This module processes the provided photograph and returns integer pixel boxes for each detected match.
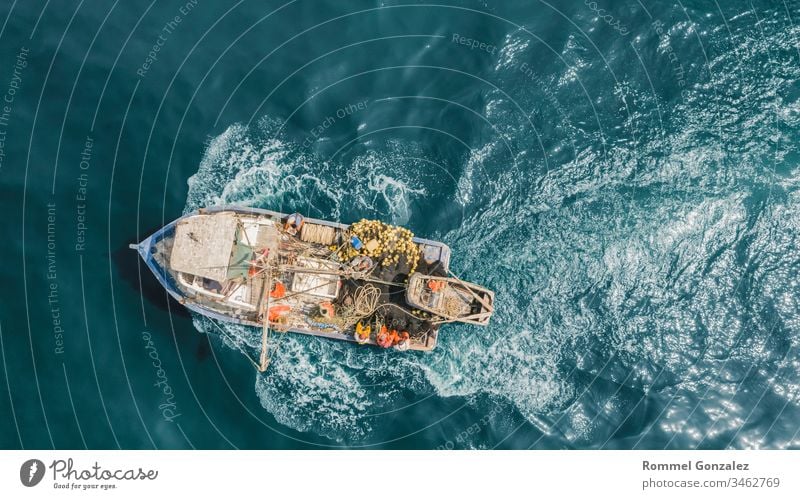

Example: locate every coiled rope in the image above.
[332,283,381,328]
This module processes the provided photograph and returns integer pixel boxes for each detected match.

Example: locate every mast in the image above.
[258,269,272,372]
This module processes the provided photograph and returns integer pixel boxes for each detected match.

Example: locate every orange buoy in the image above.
[270,281,286,299]
[319,301,335,319]
[267,304,291,322]
[376,326,393,348]
[428,280,445,292]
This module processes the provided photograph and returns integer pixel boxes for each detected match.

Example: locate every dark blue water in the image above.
[1,0,799,449]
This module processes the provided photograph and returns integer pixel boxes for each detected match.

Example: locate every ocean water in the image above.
[1,0,800,449]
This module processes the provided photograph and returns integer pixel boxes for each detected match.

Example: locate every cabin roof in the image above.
[170,213,238,282]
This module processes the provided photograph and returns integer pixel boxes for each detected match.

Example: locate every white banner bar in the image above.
[1,450,797,498]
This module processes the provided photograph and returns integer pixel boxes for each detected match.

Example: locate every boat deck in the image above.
[144,207,453,351]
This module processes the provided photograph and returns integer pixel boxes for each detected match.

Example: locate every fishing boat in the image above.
[131,205,494,371]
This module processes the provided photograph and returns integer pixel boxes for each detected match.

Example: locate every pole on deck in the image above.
[258,271,272,372]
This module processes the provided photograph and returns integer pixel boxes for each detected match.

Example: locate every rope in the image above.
[329,283,381,329]
[353,284,380,317]
[300,223,337,245]
[204,317,262,370]
[442,295,464,318]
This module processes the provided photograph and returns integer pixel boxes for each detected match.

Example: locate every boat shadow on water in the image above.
[113,234,214,364]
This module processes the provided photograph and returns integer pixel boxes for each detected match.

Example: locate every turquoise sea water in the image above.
[1,0,800,449]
